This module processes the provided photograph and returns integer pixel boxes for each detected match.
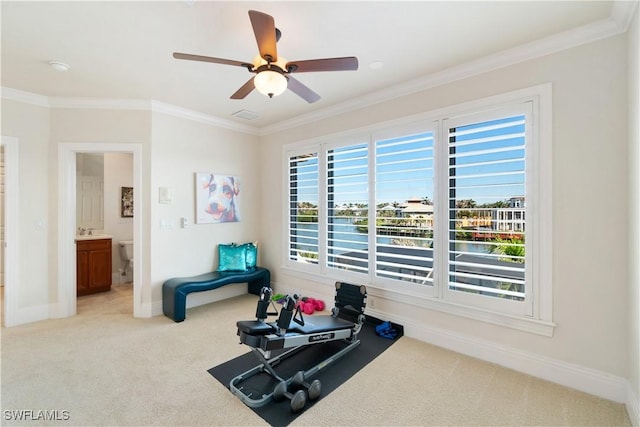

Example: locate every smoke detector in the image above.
[48,60,70,72]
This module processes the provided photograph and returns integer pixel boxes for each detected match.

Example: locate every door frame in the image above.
[2,136,18,326]
[58,142,144,318]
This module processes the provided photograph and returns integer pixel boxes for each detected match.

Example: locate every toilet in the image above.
[118,240,134,282]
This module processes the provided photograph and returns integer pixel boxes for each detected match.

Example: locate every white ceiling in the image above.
[0,1,629,130]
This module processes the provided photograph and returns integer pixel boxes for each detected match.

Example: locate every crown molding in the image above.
[611,0,639,32]
[150,101,258,135]
[1,87,50,108]
[259,4,633,135]
[0,88,258,135]
[3,2,636,136]
[49,97,150,111]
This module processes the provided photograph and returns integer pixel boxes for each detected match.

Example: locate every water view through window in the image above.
[288,113,527,302]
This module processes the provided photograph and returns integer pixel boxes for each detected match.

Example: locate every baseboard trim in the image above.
[7,304,49,327]
[112,272,132,284]
[627,383,640,427]
[151,300,164,317]
[150,283,249,318]
[366,307,628,404]
[184,283,248,310]
[272,281,632,411]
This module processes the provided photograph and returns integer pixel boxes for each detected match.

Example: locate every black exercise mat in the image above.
[208,317,403,427]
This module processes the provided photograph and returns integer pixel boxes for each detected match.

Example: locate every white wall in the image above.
[49,108,152,307]
[149,111,260,310]
[0,99,50,319]
[1,101,260,319]
[627,3,640,424]
[259,34,630,382]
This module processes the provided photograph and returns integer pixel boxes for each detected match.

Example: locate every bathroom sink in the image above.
[75,234,112,241]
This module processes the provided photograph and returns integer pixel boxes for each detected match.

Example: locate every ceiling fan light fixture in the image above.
[252,55,288,72]
[173,10,358,103]
[254,69,287,98]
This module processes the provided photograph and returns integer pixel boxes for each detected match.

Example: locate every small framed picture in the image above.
[121,187,134,218]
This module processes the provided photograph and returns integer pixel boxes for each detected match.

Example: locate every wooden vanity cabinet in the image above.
[76,238,112,296]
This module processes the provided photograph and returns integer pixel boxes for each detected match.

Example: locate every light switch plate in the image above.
[160,218,174,229]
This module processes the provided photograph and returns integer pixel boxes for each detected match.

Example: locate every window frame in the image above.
[282,84,554,336]
[285,143,322,276]
[286,149,321,270]
[370,121,439,296]
[440,104,531,318]
[325,140,371,276]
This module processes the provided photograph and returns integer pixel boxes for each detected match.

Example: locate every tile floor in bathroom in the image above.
[77,282,133,316]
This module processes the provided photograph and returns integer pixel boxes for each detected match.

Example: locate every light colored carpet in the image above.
[1,284,631,426]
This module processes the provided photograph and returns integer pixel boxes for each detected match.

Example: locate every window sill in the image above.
[280,265,555,337]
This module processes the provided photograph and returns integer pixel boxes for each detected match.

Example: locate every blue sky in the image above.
[290,114,525,208]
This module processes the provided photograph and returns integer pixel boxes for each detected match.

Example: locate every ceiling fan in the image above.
[173,10,358,104]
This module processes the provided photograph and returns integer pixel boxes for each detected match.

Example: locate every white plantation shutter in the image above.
[375,131,435,285]
[288,152,319,265]
[326,143,369,273]
[443,105,531,315]
[284,86,552,332]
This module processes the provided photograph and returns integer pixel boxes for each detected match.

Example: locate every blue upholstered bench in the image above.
[162,267,271,322]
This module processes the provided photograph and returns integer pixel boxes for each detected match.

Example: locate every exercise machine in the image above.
[230,282,367,412]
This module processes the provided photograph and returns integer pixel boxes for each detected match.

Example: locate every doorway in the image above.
[1,145,4,295]
[58,143,144,319]
[1,136,18,327]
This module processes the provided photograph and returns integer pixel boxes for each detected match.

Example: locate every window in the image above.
[375,131,435,286]
[284,85,552,333]
[288,152,319,265]
[443,108,530,316]
[326,143,369,274]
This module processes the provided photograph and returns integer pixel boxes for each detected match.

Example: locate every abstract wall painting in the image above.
[195,172,241,224]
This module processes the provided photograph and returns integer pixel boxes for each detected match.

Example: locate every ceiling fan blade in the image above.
[286,57,359,73]
[173,52,249,68]
[230,77,256,99]
[286,75,321,104]
[248,10,278,62]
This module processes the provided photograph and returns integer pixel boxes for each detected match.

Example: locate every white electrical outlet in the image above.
[181,217,188,228]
